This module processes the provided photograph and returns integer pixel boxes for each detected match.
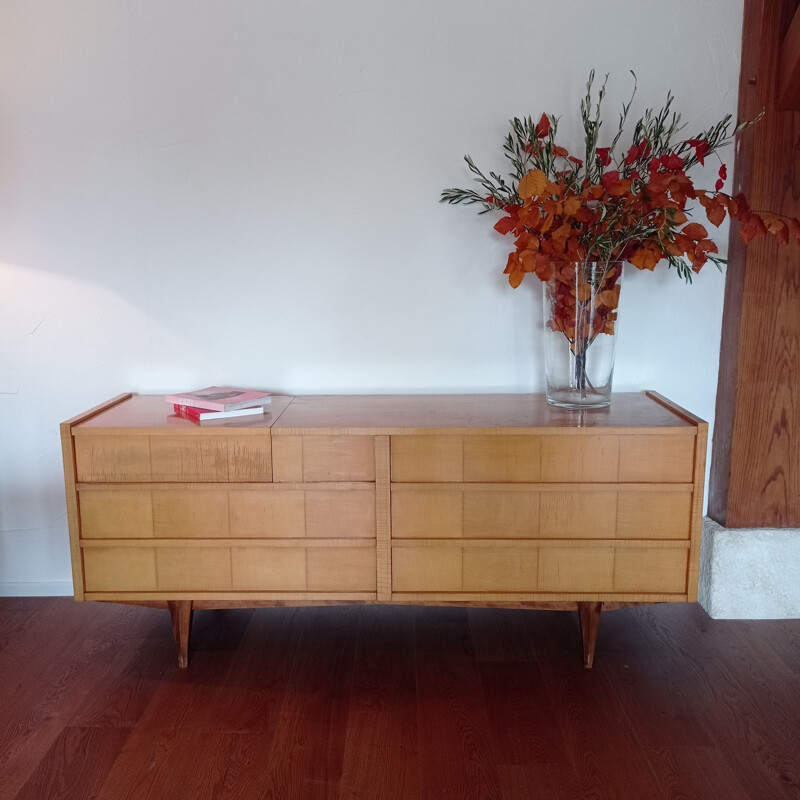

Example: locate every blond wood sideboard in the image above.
[61,392,707,668]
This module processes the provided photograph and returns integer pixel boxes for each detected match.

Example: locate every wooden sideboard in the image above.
[60,391,707,668]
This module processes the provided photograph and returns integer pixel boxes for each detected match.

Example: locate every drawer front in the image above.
[75,435,271,482]
[391,543,688,595]
[539,546,688,594]
[391,487,692,540]
[272,436,375,482]
[83,543,376,593]
[392,544,539,593]
[80,488,375,539]
[391,436,540,482]
[391,434,694,483]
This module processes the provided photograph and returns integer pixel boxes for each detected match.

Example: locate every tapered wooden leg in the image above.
[578,601,602,669]
[167,601,193,668]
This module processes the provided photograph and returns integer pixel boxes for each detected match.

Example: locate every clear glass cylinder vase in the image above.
[543,261,623,409]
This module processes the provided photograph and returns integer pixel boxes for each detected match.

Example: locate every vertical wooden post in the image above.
[578,601,602,669]
[709,0,800,528]
[168,601,193,668]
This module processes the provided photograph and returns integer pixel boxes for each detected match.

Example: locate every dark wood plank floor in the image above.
[1,598,799,800]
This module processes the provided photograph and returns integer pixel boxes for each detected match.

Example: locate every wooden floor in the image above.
[0,599,798,800]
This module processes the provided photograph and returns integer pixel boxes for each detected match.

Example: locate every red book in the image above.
[165,386,272,412]
[173,404,267,422]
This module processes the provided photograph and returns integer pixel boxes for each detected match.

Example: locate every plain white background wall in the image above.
[0,0,744,594]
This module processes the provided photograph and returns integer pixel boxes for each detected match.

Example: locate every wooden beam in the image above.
[709,0,800,528]
[778,2,800,109]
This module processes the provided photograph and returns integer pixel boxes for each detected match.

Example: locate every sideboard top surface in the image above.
[68,391,702,436]
[71,394,294,434]
[270,392,699,434]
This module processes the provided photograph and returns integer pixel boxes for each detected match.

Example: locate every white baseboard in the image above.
[699,518,800,619]
[0,581,74,597]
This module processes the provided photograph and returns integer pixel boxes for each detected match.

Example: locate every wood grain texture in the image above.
[80,487,376,540]
[710,0,800,527]
[63,391,705,667]
[375,436,392,601]
[168,601,193,668]
[778,2,800,109]
[60,424,85,600]
[272,435,375,482]
[72,393,294,432]
[270,392,697,434]
[4,599,800,799]
[392,433,694,484]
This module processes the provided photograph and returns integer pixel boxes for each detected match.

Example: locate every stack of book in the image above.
[166,386,272,422]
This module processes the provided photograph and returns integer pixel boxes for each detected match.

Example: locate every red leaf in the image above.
[553,145,569,157]
[624,140,649,165]
[715,179,724,191]
[535,113,551,139]
[601,170,620,189]
[494,215,517,235]
[568,155,583,166]
[661,153,685,171]
[687,139,710,165]
[596,148,612,166]
[718,164,727,181]
[739,214,767,244]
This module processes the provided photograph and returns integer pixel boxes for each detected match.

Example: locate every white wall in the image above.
[0,0,744,594]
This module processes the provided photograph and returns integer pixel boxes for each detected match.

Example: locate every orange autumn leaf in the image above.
[606,178,632,197]
[761,212,786,237]
[576,281,592,302]
[681,222,708,240]
[563,196,581,217]
[705,200,726,227]
[595,285,621,309]
[630,247,660,270]
[520,250,537,272]
[518,169,548,199]
[739,214,767,244]
[551,223,573,252]
[671,208,688,225]
[508,271,524,288]
[695,239,719,257]
[533,252,554,281]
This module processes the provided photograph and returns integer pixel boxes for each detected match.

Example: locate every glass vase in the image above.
[542,261,623,409]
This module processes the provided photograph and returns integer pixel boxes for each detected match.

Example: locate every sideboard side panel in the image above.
[60,423,85,600]
[686,423,709,602]
[60,394,134,601]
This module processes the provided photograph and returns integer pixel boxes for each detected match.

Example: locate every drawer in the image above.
[272,436,375,482]
[391,542,688,595]
[391,434,694,483]
[392,543,539,593]
[74,435,271,482]
[79,487,376,539]
[232,545,376,592]
[539,546,688,594]
[83,543,377,593]
[391,435,540,482]
[391,486,693,540]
